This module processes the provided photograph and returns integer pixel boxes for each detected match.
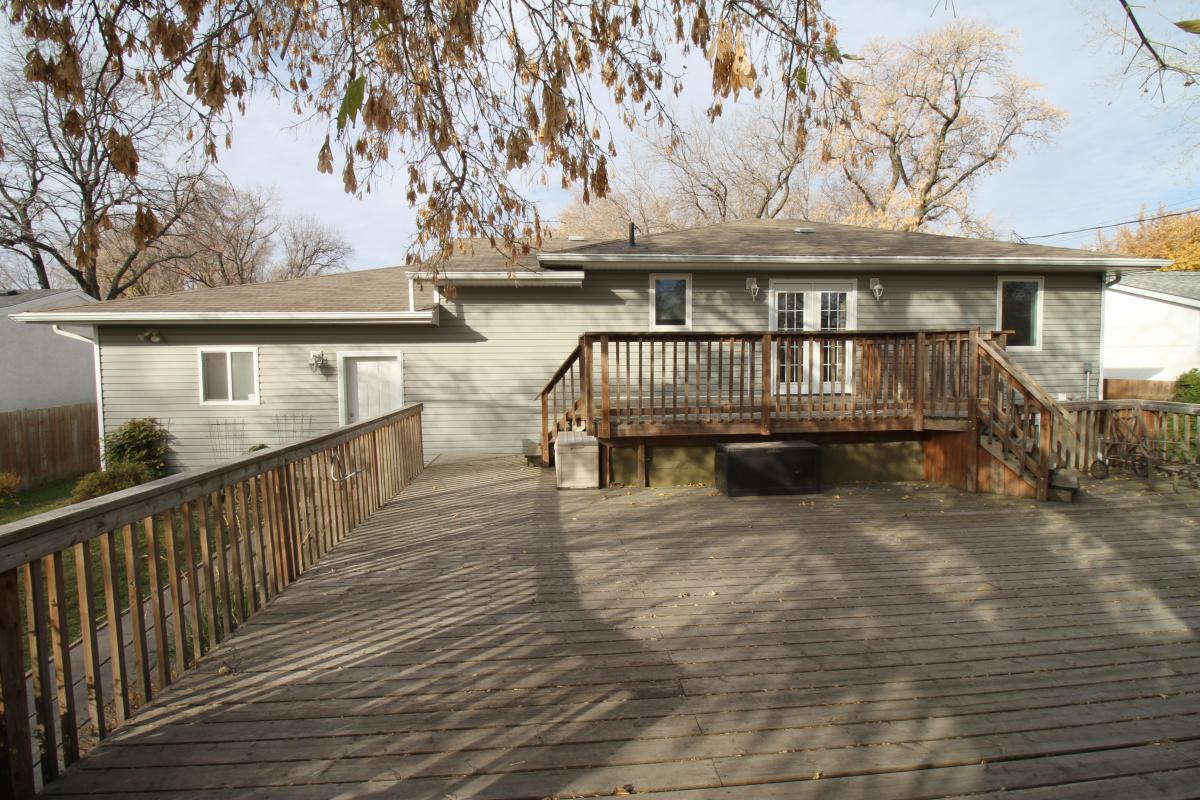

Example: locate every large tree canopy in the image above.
[556,20,1062,239]
[0,51,206,299]
[4,0,854,264]
[1097,207,1200,271]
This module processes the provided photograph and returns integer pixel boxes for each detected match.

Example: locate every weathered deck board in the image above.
[41,457,1200,798]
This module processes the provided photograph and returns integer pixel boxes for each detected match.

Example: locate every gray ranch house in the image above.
[13,219,1168,496]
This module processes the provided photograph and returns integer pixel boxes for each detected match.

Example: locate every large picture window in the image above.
[199,348,259,404]
[997,277,1043,350]
[649,273,691,330]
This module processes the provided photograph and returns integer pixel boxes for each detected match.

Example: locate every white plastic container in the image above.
[554,430,600,489]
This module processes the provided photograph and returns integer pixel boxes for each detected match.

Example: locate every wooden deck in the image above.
[40,456,1200,799]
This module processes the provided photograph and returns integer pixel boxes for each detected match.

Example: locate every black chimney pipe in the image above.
[628,221,636,247]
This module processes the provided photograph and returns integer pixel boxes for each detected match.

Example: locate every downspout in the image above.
[1096,272,1123,400]
[52,324,105,466]
[407,274,416,313]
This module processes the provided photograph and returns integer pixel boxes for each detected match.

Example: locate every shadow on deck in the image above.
[40,456,1200,799]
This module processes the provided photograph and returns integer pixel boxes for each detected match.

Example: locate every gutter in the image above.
[13,309,440,325]
[536,253,1173,271]
[406,270,586,287]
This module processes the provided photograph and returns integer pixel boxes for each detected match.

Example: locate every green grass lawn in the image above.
[0,475,80,524]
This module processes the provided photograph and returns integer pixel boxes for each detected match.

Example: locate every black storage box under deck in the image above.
[714,441,821,497]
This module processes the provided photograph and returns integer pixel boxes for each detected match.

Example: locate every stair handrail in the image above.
[977,339,1075,424]
[536,343,583,399]
[537,341,588,465]
[976,339,1081,498]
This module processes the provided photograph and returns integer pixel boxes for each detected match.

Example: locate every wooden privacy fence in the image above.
[1103,378,1176,402]
[0,404,99,488]
[0,403,424,798]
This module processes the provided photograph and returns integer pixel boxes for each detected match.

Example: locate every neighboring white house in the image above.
[1104,271,1200,382]
[0,288,97,412]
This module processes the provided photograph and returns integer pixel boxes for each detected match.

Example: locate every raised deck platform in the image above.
[41,456,1200,799]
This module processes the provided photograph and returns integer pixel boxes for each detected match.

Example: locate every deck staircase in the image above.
[538,329,1085,501]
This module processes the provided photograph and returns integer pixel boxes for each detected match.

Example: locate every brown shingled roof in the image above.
[30,237,601,317]
[16,220,1168,320]
[550,218,1160,262]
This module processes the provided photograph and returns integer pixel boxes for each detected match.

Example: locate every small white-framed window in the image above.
[650,273,691,330]
[198,347,260,404]
[996,276,1044,350]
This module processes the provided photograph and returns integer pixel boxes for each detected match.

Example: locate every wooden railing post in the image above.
[581,336,594,434]
[540,392,550,466]
[913,331,926,431]
[1038,401,1053,501]
[965,328,980,492]
[0,567,34,800]
[600,335,611,438]
[760,334,772,435]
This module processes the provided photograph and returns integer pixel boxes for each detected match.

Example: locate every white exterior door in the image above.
[770,281,857,394]
[341,355,403,424]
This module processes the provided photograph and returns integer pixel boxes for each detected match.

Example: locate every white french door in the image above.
[769,280,857,394]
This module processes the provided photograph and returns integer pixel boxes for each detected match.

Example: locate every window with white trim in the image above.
[650,273,691,330]
[199,348,259,404]
[997,277,1043,349]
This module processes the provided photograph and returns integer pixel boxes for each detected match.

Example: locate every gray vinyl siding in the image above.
[97,268,1103,471]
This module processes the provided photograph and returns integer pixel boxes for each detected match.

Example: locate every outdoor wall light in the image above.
[138,328,163,343]
[309,350,332,374]
[870,278,885,301]
[746,277,760,300]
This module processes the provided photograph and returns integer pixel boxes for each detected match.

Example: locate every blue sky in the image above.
[217,1,1200,268]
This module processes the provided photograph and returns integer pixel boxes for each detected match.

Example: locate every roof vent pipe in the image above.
[628,221,636,247]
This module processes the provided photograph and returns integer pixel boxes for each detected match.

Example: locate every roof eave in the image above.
[536,254,1172,271]
[11,309,440,326]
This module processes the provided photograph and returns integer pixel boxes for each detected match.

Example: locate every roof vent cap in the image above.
[793,227,816,234]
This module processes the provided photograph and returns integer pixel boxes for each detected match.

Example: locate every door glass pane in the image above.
[776,291,805,384]
[654,278,688,326]
[230,351,255,401]
[820,292,847,330]
[820,292,848,384]
[202,352,229,401]
[1001,281,1039,347]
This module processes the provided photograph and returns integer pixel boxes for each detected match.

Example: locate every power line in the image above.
[1020,207,1200,241]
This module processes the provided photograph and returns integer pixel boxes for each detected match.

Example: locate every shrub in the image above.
[246,443,270,453]
[71,461,155,503]
[1175,368,1200,404]
[0,472,19,508]
[104,418,170,476]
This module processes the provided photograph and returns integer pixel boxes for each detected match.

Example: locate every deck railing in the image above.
[1059,399,1200,472]
[0,403,424,799]
[538,329,981,462]
[538,330,1087,499]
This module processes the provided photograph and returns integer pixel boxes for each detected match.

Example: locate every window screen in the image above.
[201,351,230,401]
[200,350,256,402]
[230,351,255,401]
[1000,280,1040,348]
[653,276,689,327]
